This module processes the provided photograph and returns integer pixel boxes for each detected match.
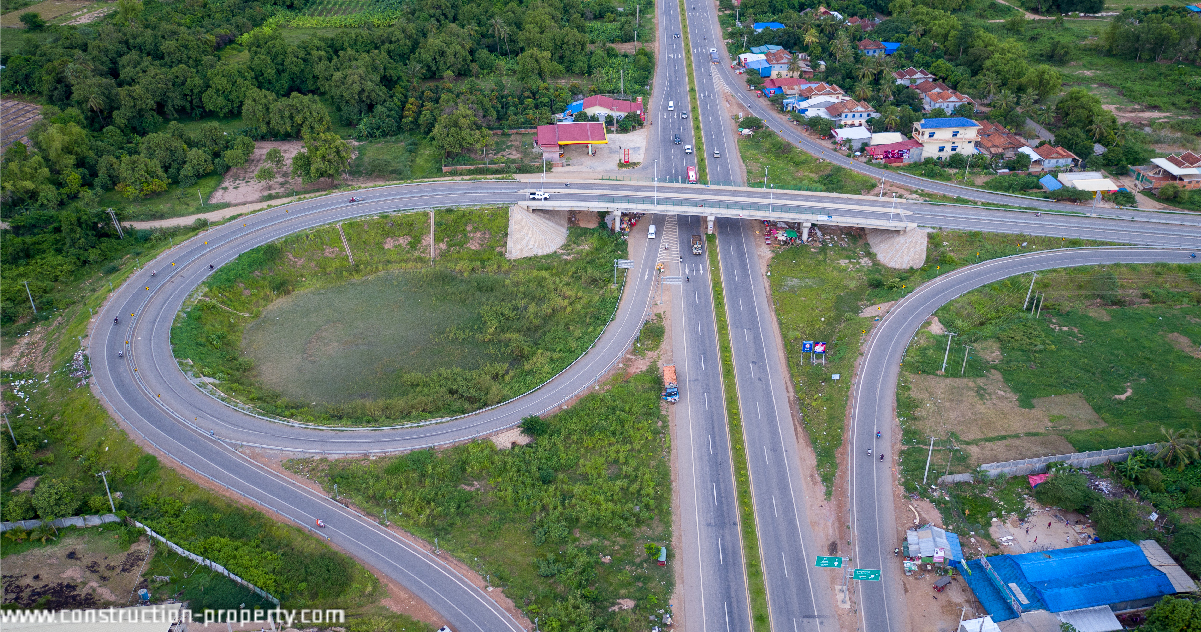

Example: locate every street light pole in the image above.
[940,332,957,373]
[96,471,116,513]
[23,281,37,315]
[655,160,658,206]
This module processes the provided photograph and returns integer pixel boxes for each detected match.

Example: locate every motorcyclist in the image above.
[118,351,123,358]
[876,431,881,439]
[880,453,885,462]
[113,317,119,325]
[867,449,872,457]
[894,548,900,556]
[150,271,156,277]
[209,264,214,270]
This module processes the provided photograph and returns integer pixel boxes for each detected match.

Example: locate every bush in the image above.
[1091,497,1147,542]
[1170,523,1201,578]
[1048,188,1093,202]
[19,11,45,28]
[1142,468,1166,493]
[740,116,763,130]
[1110,190,1136,207]
[1143,596,1201,632]
[1033,472,1099,513]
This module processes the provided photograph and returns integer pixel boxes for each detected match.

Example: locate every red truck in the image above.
[687,165,698,184]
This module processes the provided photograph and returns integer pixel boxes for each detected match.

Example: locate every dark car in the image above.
[673,134,682,145]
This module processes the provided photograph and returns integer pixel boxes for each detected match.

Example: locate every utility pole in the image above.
[654,160,658,206]
[3,413,16,448]
[23,281,37,315]
[1036,293,1045,318]
[1023,273,1038,310]
[940,332,957,373]
[960,346,971,376]
[922,436,936,485]
[106,208,125,239]
[96,471,116,513]
[429,210,435,263]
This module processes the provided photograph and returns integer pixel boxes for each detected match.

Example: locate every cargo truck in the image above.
[692,234,703,255]
[662,365,679,403]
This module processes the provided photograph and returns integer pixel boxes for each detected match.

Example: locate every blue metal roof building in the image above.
[746,59,771,77]
[918,117,981,129]
[1039,174,1062,191]
[882,42,902,55]
[750,44,783,54]
[753,21,785,32]
[963,540,1178,623]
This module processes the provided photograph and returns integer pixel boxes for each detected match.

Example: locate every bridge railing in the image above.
[530,198,917,230]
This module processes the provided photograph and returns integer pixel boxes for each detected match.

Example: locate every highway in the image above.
[649,0,698,184]
[715,217,836,631]
[89,178,1201,630]
[850,247,1200,632]
[668,215,754,631]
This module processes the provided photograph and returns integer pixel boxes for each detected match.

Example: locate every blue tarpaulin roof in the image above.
[964,541,1178,623]
[564,101,584,115]
[753,21,785,31]
[1187,5,1200,11]
[882,42,901,54]
[919,117,981,129]
[746,60,771,77]
[1039,174,1062,191]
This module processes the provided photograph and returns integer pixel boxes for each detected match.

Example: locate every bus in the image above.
[687,165,698,184]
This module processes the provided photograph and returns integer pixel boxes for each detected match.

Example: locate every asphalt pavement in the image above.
[669,215,754,632]
[850,248,1201,632]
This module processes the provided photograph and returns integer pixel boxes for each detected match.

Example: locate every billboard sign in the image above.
[814,342,827,354]
[802,341,815,353]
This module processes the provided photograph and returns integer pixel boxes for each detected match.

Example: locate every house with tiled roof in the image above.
[912,81,952,95]
[923,89,975,113]
[1132,151,1201,191]
[763,49,796,77]
[762,77,803,96]
[825,99,878,126]
[1032,144,1079,170]
[797,82,845,98]
[974,120,1028,161]
[858,39,885,56]
[847,16,875,31]
[912,117,979,160]
[893,67,936,86]
[580,95,644,121]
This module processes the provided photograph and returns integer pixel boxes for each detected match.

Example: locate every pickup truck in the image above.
[691,234,703,255]
[529,190,550,200]
[662,365,679,403]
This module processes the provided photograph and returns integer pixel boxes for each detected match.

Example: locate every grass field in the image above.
[898,263,1201,471]
[173,207,627,426]
[738,128,876,194]
[349,137,444,181]
[0,0,100,27]
[303,0,380,16]
[101,173,227,222]
[285,367,674,632]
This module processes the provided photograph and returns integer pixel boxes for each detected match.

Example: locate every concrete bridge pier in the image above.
[707,216,715,234]
[802,222,812,242]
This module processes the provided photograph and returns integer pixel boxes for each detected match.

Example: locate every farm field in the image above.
[897,263,1201,479]
[0,0,108,27]
[1,100,40,151]
[302,0,391,16]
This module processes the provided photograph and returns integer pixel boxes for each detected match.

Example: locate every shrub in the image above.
[1142,468,1166,493]
[19,12,46,28]
[1091,497,1147,542]
[1111,190,1136,207]
[1143,596,1201,632]
[1033,472,1099,513]
[1170,523,1201,578]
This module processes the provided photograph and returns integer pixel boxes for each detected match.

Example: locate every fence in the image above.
[0,513,121,533]
[937,443,1157,485]
[132,519,281,606]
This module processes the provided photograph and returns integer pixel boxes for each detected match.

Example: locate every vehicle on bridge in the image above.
[529,190,550,200]
[662,365,679,403]
[687,165,698,184]
[692,234,703,255]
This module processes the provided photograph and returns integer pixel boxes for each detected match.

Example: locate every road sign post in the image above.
[815,556,844,568]
[852,569,881,581]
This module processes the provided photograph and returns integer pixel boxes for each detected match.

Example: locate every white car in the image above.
[668,101,675,111]
[529,191,550,200]
[684,145,693,154]
[648,224,657,239]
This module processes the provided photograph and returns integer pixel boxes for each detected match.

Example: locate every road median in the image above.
[676,0,707,183]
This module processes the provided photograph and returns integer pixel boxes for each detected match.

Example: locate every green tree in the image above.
[31,479,78,530]
[301,132,353,184]
[140,132,189,182]
[115,0,142,23]
[31,122,91,174]
[1143,596,1201,632]
[1156,427,1199,470]
[3,493,35,521]
[1,144,59,208]
[115,155,168,198]
[1054,127,1094,169]
[254,166,276,182]
[19,12,46,28]
[242,88,279,133]
[431,106,486,158]
[1170,522,1201,577]
[1033,472,1098,513]
[178,148,215,187]
[265,148,285,169]
[1091,497,1146,542]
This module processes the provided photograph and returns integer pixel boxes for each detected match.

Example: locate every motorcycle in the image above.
[150,271,156,277]
[1191,253,1197,259]
[348,197,359,203]
[880,454,885,462]
[315,519,327,528]
[113,317,119,325]
[209,264,214,270]
[118,351,123,358]
[867,449,872,457]
[876,431,881,439]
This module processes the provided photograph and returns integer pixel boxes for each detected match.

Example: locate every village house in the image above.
[893,67,936,86]
[1132,151,1201,191]
[974,120,1028,161]
[1032,144,1079,171]
[858,39,885,56]
[825,99,878,126]
[912,117,979,160]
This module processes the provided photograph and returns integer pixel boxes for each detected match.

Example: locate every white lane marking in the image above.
[773,495,778,517]
[696,291,700,304]
[719,537,723,564]
[713,483,718,505]
[750,363,754,378]
[739,297,743,311]
[744,329,748,341]
[756,401,761,419]
[725,602,731,632]
[705,392,709,411]
[701,355,705,371]
[782,553,789,578]
[764,445,770,466]
[709,434,713,454]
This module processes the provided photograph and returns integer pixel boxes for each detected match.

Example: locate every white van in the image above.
[649,224,657,239]
[668,101,675,111]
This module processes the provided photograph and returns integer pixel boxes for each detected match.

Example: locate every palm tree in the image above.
[855,84,872,101]
[1019,92,1037,113]
[982,75,1001,101]
[1088,119,1109,141]
[1155,427,1199,471]
[994,89,1016,112]
[804,28,819,49]
[1035,106,1054,126]
[877,81,894,102]
[788,55,801,78]
[492,16,510,56]
[858,63,877,84]
[883,108,900,131]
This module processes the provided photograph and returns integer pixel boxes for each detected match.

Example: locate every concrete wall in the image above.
[937,444,1157,485]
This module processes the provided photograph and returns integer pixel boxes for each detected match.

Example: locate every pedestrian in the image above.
[1034,536,1037,543]
[1025,527,1029,535]
[1048,521,1052,528]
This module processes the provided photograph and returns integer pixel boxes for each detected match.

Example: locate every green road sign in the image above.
[815,556,844,568]
[853,569,882,581]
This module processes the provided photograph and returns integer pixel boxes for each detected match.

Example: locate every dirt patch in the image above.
[1,535,151,610]
[909,371,1103,445]
[609,598,636,612]
[383,236,411,250]
[1100,104,1175,125]
[2,99,42,152]
[963,435,1077,465]
[1,318,60,373]
[488,427,532,450]
[1032,393,1106,431]
[207,140,381,207]
[466,230,492,250]
[859,301,895,318]
[14,476,39,492]
[992,501,1097,555]
[974,340,1002,363]
[1085,307,1112,321]
[1114,383,1133,400]
[1164,332,1201,358]
[927,317,947,335]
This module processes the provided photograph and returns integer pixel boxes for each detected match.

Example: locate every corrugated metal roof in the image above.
[1140,540,1198,593]
[1055,606,1122,632]
[906,524,964,561]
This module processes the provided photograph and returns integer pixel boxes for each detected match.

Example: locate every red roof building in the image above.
[798,82,845,98]
[858,39,885,56]
[536,122,608,160]
[866,139,923,163]
[847,16,874,31]
[1032,144,1079,169]
[580,95,643,118]
[893,67,936,86]
[974,120,1028,160]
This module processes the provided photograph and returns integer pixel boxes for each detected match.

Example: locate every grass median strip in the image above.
[676,0,707,183]
[707,233,770,629]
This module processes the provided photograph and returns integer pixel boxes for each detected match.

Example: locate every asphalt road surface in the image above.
[850,248,1201,632]
[716,218,836,631]
[669,215,754,631]
[649,0,698,184]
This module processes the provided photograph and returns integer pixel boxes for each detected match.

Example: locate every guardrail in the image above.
[528,199,917,230]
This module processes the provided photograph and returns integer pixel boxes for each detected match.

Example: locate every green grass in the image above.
[349,137,483,179]
[632,313,665,357]
[1,246,384,610]
[901,263,1201,452]
[172,207,627,426]
[708,233,771,631]
[101,173,227,222]
[677,0,707,184]
[284,367,674,632]
[738,128,876,193]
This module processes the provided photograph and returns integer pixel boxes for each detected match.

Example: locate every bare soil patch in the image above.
[1101,104,1175,125]
[488,427,532,450]
[974,339,1002,363]
[1,99,42,152]
[859,301,895,318]
[1,318,60,373]
[208,141,307,206]
[1163,332,1201,358]
[1,0,94,27]
[927,316,947,335]
[1,534,151,610]
[963,435,1077,464]
[14,475,39,492]
[1032,393,1106,430]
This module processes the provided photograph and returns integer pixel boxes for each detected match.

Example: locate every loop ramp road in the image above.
[851,247,1199,632]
